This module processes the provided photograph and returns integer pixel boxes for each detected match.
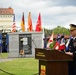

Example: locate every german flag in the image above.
[21,12,25,32]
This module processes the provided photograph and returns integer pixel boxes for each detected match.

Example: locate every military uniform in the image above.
[66,37,76,75]
[66,24,76,75]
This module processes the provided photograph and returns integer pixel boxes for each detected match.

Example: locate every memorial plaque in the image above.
[19,34,32,54]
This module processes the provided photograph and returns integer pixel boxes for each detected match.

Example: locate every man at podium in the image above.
[65,24,76,75]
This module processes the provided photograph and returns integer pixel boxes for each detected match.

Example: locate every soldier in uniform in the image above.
[65,24,76,75]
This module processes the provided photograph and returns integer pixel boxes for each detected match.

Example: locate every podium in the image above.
[35,48,73,75]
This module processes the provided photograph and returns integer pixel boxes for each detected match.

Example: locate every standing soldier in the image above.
[65,24,76,75]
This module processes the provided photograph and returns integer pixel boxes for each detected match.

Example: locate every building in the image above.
[0,7,14,33]
[46,34,70,44]
[47,34,70,40]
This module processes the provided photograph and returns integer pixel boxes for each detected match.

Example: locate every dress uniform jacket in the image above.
[66,38,76,68]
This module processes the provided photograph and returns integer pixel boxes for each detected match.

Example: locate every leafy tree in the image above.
[44,26,70,36]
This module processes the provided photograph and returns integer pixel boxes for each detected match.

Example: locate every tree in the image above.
[44,26,70,36]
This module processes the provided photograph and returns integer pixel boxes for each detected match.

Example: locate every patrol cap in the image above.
[70,24,76,31]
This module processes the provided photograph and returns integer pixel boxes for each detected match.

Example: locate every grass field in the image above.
[0,53,39,75]
[0,53,8,58]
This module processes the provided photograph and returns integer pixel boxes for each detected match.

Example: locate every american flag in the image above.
[12,14,16,32]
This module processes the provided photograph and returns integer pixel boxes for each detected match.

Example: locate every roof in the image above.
[47,34,70,39]
[0,7,14,15]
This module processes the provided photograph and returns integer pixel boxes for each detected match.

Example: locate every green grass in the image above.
[0,58,39,75]
[0,53,8,58]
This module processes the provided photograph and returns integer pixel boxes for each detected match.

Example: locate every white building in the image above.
[0,7,14,33]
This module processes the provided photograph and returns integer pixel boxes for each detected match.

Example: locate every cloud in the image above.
[0,0,76,30]
[47,0,76,6]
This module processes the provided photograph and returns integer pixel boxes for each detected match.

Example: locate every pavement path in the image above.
[0,58,14,62]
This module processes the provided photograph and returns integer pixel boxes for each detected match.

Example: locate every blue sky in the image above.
[0,0,76,30]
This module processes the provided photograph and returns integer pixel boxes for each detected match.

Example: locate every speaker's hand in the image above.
[65,52,73,56]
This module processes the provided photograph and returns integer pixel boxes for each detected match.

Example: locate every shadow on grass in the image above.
[0,69,15,75]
